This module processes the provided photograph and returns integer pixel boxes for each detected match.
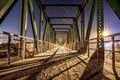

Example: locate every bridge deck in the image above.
[0,47,120,80]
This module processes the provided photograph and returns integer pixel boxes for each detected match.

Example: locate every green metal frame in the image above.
[73,18,80,42]
[81,9,84,41]
[20,0,28,57]
[107,0,120,19]
[0,0,17,23]
[29,0,38,52]
[97,0,104,60]
[85,0,97,40]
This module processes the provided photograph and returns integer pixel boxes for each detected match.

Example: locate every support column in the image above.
[38,8,43,40]
[73,18,80,42]
[70,25,74,43]
[20,0,28,58]
[43,20,48,41]
[81,9,84,41]
[85,0,97,40]
[29,0,38,53]
[97,0,104,60]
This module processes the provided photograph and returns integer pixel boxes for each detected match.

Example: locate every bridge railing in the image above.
[67,33,120,67]
[0,30,59,65]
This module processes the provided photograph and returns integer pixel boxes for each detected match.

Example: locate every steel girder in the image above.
[35,0,49,21]
[81,9,85,41]
[85,0,97,40]
[73,18,80,42]
[20,0,28,58]
[0,0,17,23]
[43,4,81,7]
[107,0,120,19]
[38,8,43,40]
[76,0,90,19]
[43,20,48,41]
[97,0,104,60]
[29,0,38,52]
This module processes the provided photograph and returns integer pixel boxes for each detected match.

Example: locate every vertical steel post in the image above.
[43,20,48,41]
[85,0,96,40]
[112,36,115,67]
[20,0,28,58]
[81,9,84,41]
[73,18,80,42]
[97,0,104,60]
[38,9,43,52]
[29,0,38,53]
[88,40,90,58]
[53,30,55,43]
[39,9,43,40]
[67,33,69,44]
[69,28,72,43]
[7,34,11,65]
[55,33,56,43]
[49,24,53,42]
[70,25,74,43]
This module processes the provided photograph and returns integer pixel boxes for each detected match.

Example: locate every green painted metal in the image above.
[47,23,51,42]
[73,18,80,42]
[20,0,28,36]
[52,24,71,25]
[43,20,48,41]
[67,33,69,44]
[43,4,81,7]
[76,0,90,19]
[53,30,55,43]
[29,0,38,52]
[85,0,97,40]
[72,22,77,42]
[0,0,17,23]
[81,9,84,41]
[68,31,71,43]
[38,8,43,40]
[54,28,70,30]
[20,0,28,57]
[107,0,120,19]
[49,17,74,19]
[97,0,104,60]
[50,24,53,42]
[35,0,49,20]
[70,25,74,43]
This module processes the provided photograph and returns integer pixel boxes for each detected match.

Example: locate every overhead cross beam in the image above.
[55,32,68,34]
[54,28,70,30]
[49,17,74,19]
[75,0,90,19]
[43,4,81,7]
[52,24,71,25]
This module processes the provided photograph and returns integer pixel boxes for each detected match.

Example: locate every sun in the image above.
[103,31,109,36]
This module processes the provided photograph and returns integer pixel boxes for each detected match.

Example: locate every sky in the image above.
[0,0,120,40]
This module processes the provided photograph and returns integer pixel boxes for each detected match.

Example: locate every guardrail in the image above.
[67,32,120,67]
[0,30,59,65]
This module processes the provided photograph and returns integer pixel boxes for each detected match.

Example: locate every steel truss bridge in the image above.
[0,0,120,80]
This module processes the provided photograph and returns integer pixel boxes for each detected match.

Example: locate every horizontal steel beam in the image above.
[55,32,67,34]
[55,32,68,34]
[43,4,81,7]
[49,17,74,19]
[55,30,69,32]
[52,24,71,25]
[54,28,70,30]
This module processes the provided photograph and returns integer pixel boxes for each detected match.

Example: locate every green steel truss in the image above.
[0,0,120,56]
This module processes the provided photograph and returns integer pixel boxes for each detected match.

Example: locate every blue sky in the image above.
[0,0,120,39]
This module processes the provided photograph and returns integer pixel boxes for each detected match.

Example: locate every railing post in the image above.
[7,34,11,65]
[112,36,115,67]
[22,38,26,59]
[88,40,90,58]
